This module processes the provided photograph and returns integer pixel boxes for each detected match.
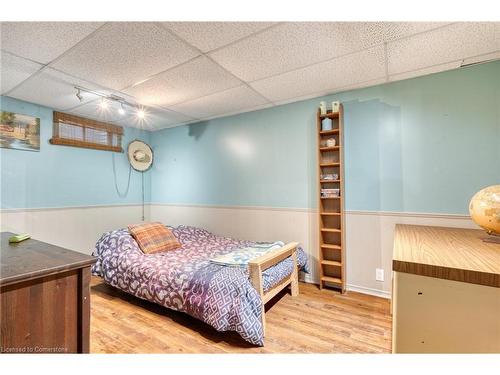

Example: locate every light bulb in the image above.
[99,99,108,109]
[137,109,145,119]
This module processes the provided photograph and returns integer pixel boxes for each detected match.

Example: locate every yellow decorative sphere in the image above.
[469,185,500,236]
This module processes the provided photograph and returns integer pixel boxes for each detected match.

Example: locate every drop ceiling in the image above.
[1,21,499,131]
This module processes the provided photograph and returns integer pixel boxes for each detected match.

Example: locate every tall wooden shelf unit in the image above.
[317,104,346,293]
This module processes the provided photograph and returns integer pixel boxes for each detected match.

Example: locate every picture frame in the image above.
[0,111,40,151]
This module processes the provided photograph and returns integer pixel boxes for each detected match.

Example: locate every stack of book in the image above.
[320,173,339,181]
[321,188,340,198]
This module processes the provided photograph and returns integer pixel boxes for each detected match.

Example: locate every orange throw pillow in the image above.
[128,222,181,254]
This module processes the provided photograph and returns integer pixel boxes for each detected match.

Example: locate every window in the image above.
[50,111,123,152]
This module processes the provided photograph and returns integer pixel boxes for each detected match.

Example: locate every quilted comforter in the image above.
[91,225,308,346]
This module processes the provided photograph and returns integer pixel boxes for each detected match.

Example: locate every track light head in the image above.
[75,89,83,102]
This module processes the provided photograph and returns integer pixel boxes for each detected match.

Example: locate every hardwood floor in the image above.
[90,277,392,353]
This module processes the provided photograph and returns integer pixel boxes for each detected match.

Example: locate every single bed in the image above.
[91,225,308,346]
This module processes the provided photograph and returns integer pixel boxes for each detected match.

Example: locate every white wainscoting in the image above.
[345,210,477,297]
[0,203,477,298]
[0,204,149,255]
[150,203,478,298]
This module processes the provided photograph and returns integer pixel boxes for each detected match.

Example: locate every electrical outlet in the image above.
[376,268,384,282]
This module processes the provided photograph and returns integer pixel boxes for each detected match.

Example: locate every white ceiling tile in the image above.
[209,22,448,82]
[124,56,242,106]
[0,22,105,64]
[8,68,106,110]
[0,51,42,94]
[170,85,269,119]
[164,22,277,52]
[358,22,450,44]
[251,46,386,103]
[51,22,199,90]
[387,22,500,75]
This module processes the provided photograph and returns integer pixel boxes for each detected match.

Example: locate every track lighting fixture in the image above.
[74,85,148,122]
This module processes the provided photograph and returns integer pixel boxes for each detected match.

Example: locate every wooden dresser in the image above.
[392,225,500,353]
[0,233,96,353]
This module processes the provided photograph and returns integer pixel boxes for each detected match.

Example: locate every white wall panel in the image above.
[1,204,149,255]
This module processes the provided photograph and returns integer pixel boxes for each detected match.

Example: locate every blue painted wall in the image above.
[0,96,151,209]
[151,61,500,214]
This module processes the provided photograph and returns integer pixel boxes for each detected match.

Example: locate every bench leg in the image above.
[249,263,266,338]
[290,251,299,297]
[261,303,266,338]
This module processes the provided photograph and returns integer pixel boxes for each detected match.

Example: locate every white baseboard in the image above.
[346,284,392,299]
[303,273,316,284]
[303,274,390,299]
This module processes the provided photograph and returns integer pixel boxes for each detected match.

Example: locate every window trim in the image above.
[50,111,124,152]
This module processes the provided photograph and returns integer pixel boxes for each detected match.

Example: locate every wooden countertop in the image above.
[393,225,500,288]
[0,232,96,287]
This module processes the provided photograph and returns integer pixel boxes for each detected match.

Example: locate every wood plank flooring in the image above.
[90,277,392,353]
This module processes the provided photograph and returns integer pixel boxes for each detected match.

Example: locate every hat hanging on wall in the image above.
[127,140,153,172]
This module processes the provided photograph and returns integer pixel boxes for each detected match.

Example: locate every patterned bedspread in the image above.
[91,225,308,346]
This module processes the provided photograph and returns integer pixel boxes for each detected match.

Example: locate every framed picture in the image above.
[0,111,40,151]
